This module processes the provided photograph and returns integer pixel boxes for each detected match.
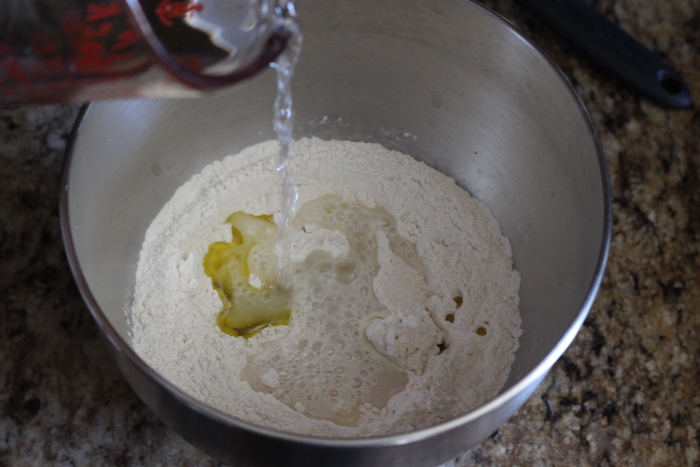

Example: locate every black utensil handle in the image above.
[514,0,692,109]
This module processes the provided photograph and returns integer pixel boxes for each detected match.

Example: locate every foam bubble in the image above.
[241,195,430,426]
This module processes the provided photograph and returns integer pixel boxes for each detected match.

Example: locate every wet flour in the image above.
[130,138,521,437]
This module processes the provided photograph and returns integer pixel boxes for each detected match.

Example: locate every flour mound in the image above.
[130,138,521,437]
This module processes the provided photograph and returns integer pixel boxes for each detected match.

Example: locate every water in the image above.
[271,18,303,292]
[241,196,417,426]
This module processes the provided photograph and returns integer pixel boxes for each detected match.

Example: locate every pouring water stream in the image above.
[271,16,303,292]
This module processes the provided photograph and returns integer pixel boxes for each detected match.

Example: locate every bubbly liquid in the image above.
[241,196,429,426]
[271,23,303,292]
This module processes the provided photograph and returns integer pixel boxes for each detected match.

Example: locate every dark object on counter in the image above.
[515,0,693,109]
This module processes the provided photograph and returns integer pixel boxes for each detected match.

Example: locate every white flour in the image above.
[130,137,521,437]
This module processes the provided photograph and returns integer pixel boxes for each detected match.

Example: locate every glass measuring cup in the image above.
[0,0,295,105]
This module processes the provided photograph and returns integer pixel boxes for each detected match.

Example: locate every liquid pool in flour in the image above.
[130,137,522,437]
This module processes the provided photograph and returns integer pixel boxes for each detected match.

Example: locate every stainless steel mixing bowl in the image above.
[60,0,611,465]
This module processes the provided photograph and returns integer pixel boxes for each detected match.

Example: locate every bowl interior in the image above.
[63,0,609,457]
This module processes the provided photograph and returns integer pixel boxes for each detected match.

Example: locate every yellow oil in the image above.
[203,212,290,338]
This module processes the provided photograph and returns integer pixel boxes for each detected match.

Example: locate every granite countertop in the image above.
[1,0,698,465]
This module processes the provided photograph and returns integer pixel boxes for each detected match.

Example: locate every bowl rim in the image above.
[59,0,612,450]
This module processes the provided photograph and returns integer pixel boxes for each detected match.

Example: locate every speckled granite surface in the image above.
[1,0,698,465]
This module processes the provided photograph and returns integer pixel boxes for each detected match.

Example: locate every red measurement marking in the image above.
[175,54,204,72]
[156,0,204,27]
[61,16,84,37]
[84,21,114,39]
[74,48,137,74]
[0,0,152,92]
[113,30,139,51]
[58,4,142,77]
[86,1,124,22]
